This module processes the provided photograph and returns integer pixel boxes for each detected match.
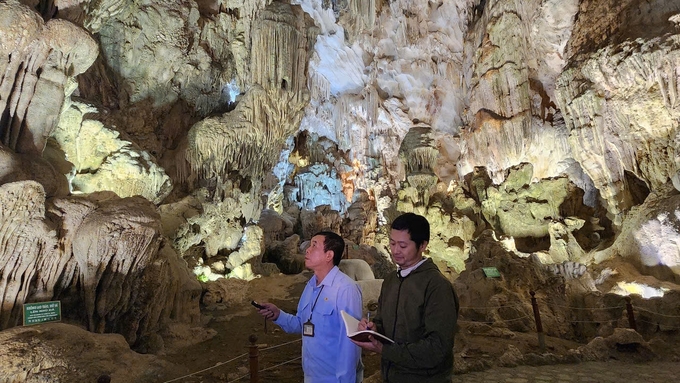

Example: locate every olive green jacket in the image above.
[374,259,459,383]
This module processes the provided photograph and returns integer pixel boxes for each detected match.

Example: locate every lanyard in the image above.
[308,285,325,322]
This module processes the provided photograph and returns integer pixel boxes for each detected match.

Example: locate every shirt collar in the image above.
[397,257,427,278]
[310,265,340,287]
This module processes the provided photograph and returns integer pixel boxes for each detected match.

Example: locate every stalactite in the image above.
[241,0,271,23]
[294,21,308,93]
[656,55,680,109]
[406,147,439,175]
[363,85,379,128]
[309,71,331,102]
[333,94,357,151]
[349,0,376,34]
[184,0,316,217]
[399,123,438,175]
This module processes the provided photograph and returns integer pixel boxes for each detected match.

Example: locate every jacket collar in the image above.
[397,257,427,277]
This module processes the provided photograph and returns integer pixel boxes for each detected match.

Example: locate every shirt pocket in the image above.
[313,299,336,339]
[315,299,335,318]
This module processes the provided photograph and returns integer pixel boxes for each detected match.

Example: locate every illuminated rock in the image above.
[606,185,680,277]
[49,100,173,204]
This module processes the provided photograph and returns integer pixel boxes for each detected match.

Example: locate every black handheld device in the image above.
[251,300,265,309]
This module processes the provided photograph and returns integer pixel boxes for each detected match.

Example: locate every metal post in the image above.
[249,334,259,383]
[625,296,637,331]
[530,291,546,352]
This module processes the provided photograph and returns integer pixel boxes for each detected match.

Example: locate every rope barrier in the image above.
[162,352,248,383]
[458,313,532,324]
[534,297,625,310]
[459,304,522,309]
[547,304,625,311]
[458,320,493,324]
[161,337,301,383]
[460,301,628,312]
[498,314,532,322]
[259,338,302,352]
[227,356,303,383]
[259,356,303,373]
[637,319,680,330]
[635,307,680,318]
[567,319,620,323]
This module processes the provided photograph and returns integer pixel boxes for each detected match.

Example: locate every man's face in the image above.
[305,235,331,271]
[389,229,426,269]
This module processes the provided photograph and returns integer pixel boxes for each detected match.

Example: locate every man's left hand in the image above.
[351,336,383,354]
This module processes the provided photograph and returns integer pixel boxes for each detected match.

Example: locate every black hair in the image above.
[390,213,430,247]
[314,231,345,266]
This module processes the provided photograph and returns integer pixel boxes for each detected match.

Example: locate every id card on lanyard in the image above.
[303,285,324,337]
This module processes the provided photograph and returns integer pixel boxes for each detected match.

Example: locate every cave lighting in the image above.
[222,78,240,104]
[610,281,668,299]
[634,212,680,269]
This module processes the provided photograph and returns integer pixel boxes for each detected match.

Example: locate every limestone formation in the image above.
[173,2,320,281]
[546,261,588,280]
[342,189,378,245]
[0,323,177,382]
[0,4,193,351]
[576,328,655,362]
[49,100,173,204]
[262,234,305,275]
[338,258,375,281]
[259,208,296,245]
[459,0,578,183]
[0,180,201,349]
[602,184,680,278]
[299,204,343,240]
[184,1,317,185]
[0,181,59,329]
[556,34,680,224]
[0,1,98,155]
[0,144,69,198]
[357,278,384,313]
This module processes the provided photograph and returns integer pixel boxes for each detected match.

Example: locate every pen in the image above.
[367,312,370,322]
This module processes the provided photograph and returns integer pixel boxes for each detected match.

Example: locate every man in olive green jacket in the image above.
[352,213,459,382]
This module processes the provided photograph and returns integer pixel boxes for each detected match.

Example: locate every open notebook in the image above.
[341,310,394,344]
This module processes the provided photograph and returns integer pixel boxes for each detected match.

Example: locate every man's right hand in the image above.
[357,318,374,331]
[257,302,281,321]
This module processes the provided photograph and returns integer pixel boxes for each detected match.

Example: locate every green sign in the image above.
[23,301,61,326]
[482,267,501,278]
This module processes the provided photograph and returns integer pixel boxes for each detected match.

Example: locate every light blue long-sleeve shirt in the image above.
[275,266,363,383]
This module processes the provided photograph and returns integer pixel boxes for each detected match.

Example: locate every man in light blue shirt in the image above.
[257,231,363,383]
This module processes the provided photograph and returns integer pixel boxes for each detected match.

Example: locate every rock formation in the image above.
[0,180,201,348]
[0,323,178,382]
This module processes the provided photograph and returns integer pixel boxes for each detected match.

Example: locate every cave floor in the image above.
[453,360,680,383]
